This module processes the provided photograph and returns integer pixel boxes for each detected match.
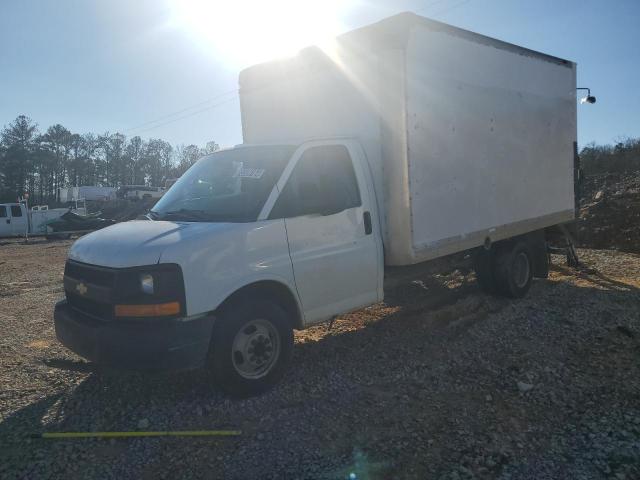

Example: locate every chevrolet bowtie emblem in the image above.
[76,282,88,295]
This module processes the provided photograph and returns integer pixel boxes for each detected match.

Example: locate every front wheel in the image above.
[208,297,293,397]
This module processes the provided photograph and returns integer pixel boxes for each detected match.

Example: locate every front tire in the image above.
[208,297,293,397]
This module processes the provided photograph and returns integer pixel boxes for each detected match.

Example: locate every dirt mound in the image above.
[578,172,640,252]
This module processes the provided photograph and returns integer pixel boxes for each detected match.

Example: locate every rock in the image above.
[485,394,493,402]
[517,381,534,393]
[594,190,604,201]
[137,418,150,429]
[616,325,635,338]
[458,465,473,477]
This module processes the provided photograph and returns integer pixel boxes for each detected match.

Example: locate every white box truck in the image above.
[54,13,579,395]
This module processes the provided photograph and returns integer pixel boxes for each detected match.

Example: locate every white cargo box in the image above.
[240,12,577,266]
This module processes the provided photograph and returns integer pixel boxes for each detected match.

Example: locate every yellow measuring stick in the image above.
[38,430,241,439]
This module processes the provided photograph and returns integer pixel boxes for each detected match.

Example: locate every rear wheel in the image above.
[473,249,498,294]
[208,297,293,397]
[493,241,533,298]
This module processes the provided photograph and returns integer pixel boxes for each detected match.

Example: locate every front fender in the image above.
[210,274,304,328]
[158,219,299,318]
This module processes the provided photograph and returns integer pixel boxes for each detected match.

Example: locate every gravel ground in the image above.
[0,238,639,479]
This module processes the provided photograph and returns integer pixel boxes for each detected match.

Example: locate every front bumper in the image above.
[54,299,215,370]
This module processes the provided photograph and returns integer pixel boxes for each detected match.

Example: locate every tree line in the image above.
[580,137,640,175]
[2,114,638,204]
[0,115,219,203]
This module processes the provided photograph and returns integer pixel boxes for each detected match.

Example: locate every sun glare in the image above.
[168,0,351,67]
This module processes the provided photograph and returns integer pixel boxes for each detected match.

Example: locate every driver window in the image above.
[269,145,361,219]
[0,206,6,218]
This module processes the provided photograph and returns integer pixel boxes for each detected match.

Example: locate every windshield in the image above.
[151,145,295,222]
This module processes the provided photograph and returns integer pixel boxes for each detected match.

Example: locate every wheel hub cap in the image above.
[232,319,280,379]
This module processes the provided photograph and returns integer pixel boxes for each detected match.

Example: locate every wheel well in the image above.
[216,281,303,330]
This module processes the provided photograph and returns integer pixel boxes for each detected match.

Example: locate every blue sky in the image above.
[1,0,638,149]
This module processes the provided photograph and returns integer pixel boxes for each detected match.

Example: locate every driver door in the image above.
[266,142,380,325]
[0,206,10,237]
[9,205,28,236]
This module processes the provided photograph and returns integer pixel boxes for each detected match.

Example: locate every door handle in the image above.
[363,211,372,235]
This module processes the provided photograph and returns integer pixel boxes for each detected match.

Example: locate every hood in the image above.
[68,220,233,268]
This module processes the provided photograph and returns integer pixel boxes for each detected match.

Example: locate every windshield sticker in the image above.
[235,167,266,179]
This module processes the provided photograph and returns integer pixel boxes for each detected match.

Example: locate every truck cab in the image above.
[54,139,383,395]
[0,203,28,237]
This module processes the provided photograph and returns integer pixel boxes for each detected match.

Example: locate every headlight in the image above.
[140,273,154,295]
[113,264,185,318]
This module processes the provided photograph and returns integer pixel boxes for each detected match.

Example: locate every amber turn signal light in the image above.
[114,302,180,317]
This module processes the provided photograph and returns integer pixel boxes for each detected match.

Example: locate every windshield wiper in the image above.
[147,210,160,220]
[159,209,212,221]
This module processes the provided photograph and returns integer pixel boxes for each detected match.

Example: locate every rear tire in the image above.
[493,241,533,298]
[473,249,498,294]
[208,296,293,397]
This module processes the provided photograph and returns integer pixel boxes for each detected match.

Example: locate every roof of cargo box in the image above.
[239,12,573,91]
[339,11,572,66]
